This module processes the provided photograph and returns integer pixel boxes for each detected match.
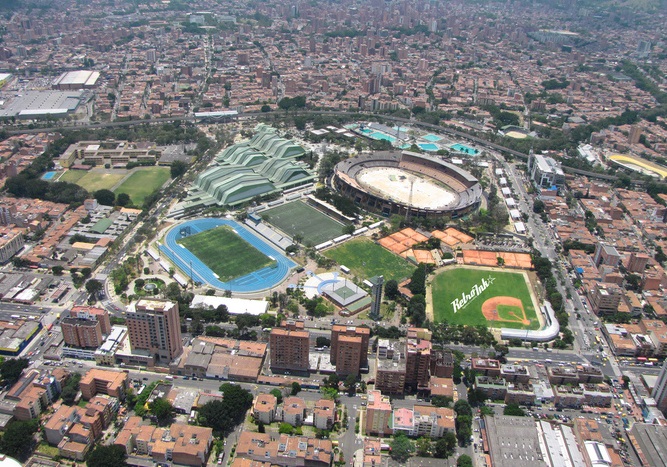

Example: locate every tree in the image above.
[432,395,453,408]
[61,372,82,405]
[270,388,283,404]
[85,279,103,297]
[235,313,260,332]
[279,423,294,434]
[86,444,129,467]
[116,192,132,206]
[291,382,301,396]
[457,454,473,467]
[408,263,427,295]
[52,265,64,276]
[345,374,357,395]
[94,189,115,206]
[198,385,253,435]
[503,403,526,416]
[390,433,415,463]
[0,358,29,385]
[149,397,175,425]
[261,104,271,112]
[0,419,38,461]
[434,432,457,458]
[416,437,432,457]
[170,160,188,178]
[316,336,331,348]
[384,279,399,300]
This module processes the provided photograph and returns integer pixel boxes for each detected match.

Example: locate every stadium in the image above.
[332,150,482,218]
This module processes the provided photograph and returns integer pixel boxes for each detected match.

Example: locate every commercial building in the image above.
[52,71,100,90]
[61,317,103,349]
[364,275,384,318]
[269,320,310,373]
[126,299,183,364]
[628,423,667,466]
[483,415,548,467]
[527,152,564,188]
[0,229,24,263]
[652,359,667,413]
[589,283,623,316]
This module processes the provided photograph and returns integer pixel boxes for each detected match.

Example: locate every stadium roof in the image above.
[190,295,269,315]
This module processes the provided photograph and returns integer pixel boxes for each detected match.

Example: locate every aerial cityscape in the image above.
[0,0,667,466]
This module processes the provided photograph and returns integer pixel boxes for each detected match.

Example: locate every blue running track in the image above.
[159,218,296,293]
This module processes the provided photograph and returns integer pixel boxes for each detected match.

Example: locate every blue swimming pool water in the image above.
[360,128,372,134]
[422,134,442,142]
[418,143,439,152]
[42,171,57,180]
[450,143,479,155]
[159,218,296,293]
[392,126,408,132]
[369,132,396,143]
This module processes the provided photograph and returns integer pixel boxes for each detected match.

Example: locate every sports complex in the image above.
[159,218,295,293]
[429,266,541,331]
[332,150,482,218]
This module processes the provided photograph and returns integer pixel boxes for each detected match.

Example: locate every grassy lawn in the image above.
[324,237,415,282]
[60,170,125,192]
[114,167,170,205]
[177,226,276,282]
[262,201,346,246]
[431,267,539,330]
[36,442,60,458]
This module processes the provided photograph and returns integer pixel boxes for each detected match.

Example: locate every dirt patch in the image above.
[481,296,530,326]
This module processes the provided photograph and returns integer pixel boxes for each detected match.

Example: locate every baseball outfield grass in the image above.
[431,267,540,330]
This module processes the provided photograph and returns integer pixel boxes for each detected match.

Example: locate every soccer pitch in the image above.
[60,170,125,192]
[324,237,416,282]
[262,201,346,246]
[176,226,276,282]
[431,267,540,330]
[114,167,170,205]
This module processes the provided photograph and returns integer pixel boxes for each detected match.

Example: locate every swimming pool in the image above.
[370,132,396,143]
[42,171,57,180]
[422,134,442,142]
[392,126,408,132]
[450,143,479,155]
[418,143,439,152]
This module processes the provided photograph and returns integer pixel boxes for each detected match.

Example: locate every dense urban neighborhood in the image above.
[2,0,667,467]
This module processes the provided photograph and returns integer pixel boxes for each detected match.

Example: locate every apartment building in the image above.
[313,399,336,430]
[69,305,112,334]
[126,299,183,364]
[61,317,103,348]
[79,368,129,401]
[331,325,370,376]
[365,390,393,436]
[269,320,310,373]
[235,432,333,467]
[252,393,278,424]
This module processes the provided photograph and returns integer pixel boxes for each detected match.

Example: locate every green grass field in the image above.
[114,167,170,205]
[176,226,276,282]
[59,170,125,192]
[262,201,346,246]
[324,237,416,282]
[431,267,539,330]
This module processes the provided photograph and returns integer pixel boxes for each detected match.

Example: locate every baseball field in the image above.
[430,266,540,330]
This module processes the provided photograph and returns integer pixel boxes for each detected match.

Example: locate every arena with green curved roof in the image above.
[173,124,316,214]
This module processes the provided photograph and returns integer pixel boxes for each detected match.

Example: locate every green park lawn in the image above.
[113,167,170,205]
[324,237,415,282]
[176,226,276,282]
[60,170,125,192]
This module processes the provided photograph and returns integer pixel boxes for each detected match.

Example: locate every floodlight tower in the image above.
[406,176,416,222]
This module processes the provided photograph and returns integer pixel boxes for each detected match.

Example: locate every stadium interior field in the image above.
[431,266,540,330]
[261,201,346,246]
[159,218,295,293]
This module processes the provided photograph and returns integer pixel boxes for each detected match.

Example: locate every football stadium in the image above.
[332,150,482,218]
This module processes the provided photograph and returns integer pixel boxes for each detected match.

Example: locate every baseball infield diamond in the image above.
[430,266,540,330]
